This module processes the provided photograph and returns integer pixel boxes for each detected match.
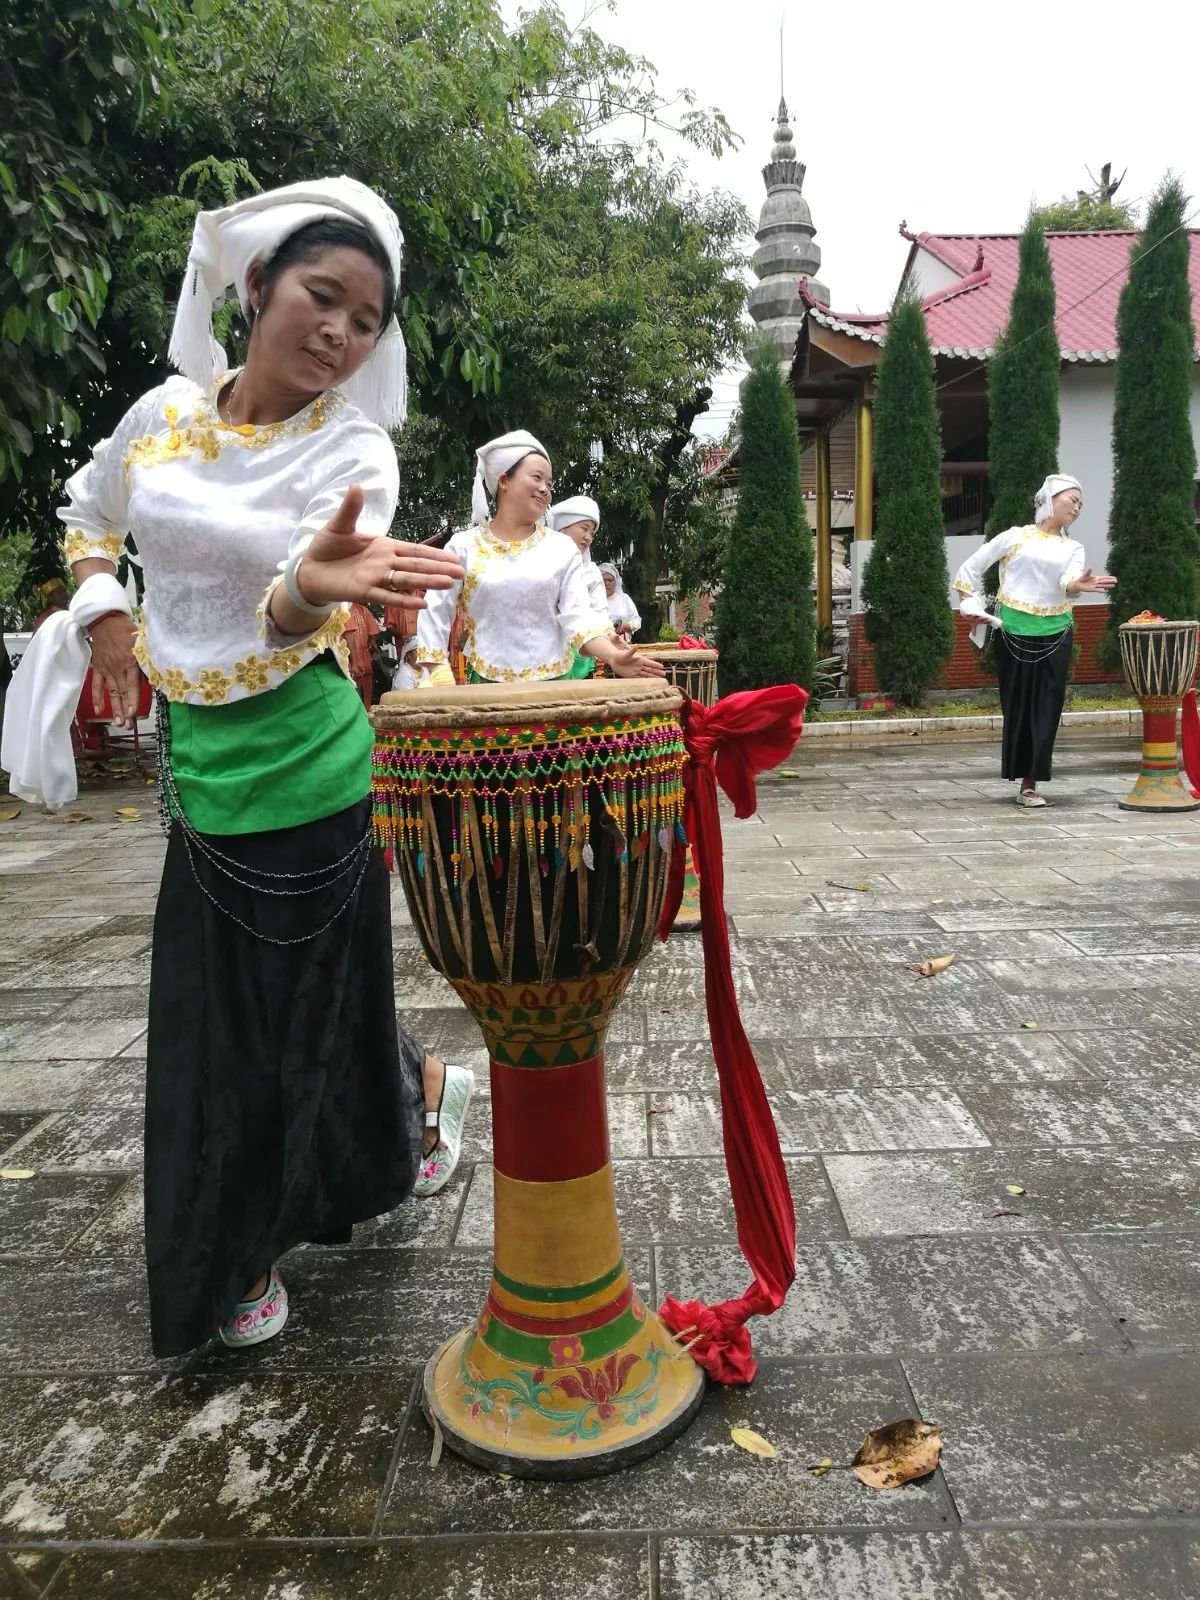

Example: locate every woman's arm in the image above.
[952,528,1018,598]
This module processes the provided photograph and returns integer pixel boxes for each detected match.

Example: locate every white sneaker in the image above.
[1017,790,1047,808]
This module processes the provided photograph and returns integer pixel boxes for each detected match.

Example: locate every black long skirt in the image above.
[994,626,1073,783]
[144,797,425,1356]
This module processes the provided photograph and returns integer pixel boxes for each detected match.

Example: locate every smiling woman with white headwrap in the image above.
[414,434,663,682]
[953,474,1114,806]
[2,176,484,1360]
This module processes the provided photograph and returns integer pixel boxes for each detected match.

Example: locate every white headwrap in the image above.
[547,495,600,534]
[168,176,407,428]
[1034,473,1082,527]
[596,562,623,592]
[472,430,550,525]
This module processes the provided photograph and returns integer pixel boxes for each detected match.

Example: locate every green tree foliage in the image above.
[2,0,745,624]
[0,0,181,512]
[1104,176,1199,650]
[1030,193,1137,232]
[987,217,1060,538]
[715,340,815,694]
[861,295,955,706]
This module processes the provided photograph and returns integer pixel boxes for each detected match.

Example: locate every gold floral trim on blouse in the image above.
[133,605,350,705]
[123,382,344,484]
[996,591,1073,617]
[61,528,125,566]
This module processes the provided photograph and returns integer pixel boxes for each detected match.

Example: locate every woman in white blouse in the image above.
[51,179,480,1358]
[953,474,1114,806]
[597,563,642,640]
[414,432,662,683]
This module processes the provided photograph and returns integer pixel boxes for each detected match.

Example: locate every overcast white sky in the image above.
[502,0,1197,437]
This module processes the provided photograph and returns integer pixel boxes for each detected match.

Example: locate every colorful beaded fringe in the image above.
[372,713,686,889]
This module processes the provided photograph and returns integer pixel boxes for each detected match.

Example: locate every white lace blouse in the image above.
[414,522,611,682]
[57,374,399,705]
[953,525,1086,618]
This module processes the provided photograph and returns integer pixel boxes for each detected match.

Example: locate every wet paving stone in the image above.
[659,1528,1200,1600]
[380,1359,952,1536]
[2,1108,143,1172]
[906,1352,1200,1523]
[0,1059,116,1114]
[0,1172,127,1256]
[0,1116,47,1159]
[648,1088,989,1157]
[45,1539,653,1600]
[825,1146,1200,1237]
[0,1369,411,1541]
[956,1080,1200,1147]
[655,1237,1121,1358]
[1066,1233,1200,1349]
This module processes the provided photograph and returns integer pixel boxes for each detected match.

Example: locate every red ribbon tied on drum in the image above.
[656,683,808,1384]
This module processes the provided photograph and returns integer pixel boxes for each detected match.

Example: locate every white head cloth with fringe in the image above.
[168,175,407,428]
[471,430,550,525]
[1034,473,1082,527]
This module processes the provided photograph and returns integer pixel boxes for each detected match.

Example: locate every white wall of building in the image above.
[850,363,1200,614]
[902,246,961,300]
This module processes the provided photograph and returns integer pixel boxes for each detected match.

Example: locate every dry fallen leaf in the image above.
[851,1418,942,1489]
[115,807,142,821]
[931,898,945,905]
[777,767,800,777]
[1020,1021,1039,1031]
[429,1417,444,1469]
[0,1169,36,1181]
[912,954,955,979]
[731,1426,777,1460]
[648,1106,673,1116]
[59,811,91,824]
[808,1456,833,1478]
[826,879,871,893]
[1005,1184,1026,1196]
[0,805,21,821]
[988,1209,1022,1218]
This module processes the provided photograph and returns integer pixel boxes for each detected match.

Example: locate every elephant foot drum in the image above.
[1117,617,1200,812]
[635,646,719,929]
[372,679,705,1478]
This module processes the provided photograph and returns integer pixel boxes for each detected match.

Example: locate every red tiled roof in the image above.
[802,228,1200,363]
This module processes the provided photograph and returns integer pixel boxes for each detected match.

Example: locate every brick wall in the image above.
[848,607,1124,697]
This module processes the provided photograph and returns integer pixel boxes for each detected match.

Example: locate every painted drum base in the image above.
[423,1318,705,1480]
[1118,718,1200,812]
[672,843,702,930]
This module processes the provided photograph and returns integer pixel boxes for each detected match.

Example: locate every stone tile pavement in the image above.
[3,732,1200,1597]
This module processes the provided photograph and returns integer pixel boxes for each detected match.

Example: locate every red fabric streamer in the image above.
[656,684,808,1383]
[677,634,715,652]
[1183,689,1200,799]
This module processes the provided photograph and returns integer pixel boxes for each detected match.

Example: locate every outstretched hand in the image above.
[298,486,464,610]
[1072,567,1117,594]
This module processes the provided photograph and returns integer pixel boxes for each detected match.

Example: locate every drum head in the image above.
[373,676,682,731]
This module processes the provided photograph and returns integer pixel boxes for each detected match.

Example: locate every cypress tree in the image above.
[987,217,1060,538]
[716,339,816,694]
[1104,175,1199,653]
[861,294,955,706]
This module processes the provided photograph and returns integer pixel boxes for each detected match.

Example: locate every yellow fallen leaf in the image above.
[777,767,800,777]
[808,1456,833,1477]
[851,1418,942,1490]
[931,898,945,905]
[0,1169,36,1180]
[912,954,955,979]
[1019,1021,1039,1031]
[116,807,142,820]
[731,1426,777,1460]
[826,879,871,893]
[1005,1184,1026,1196]
[0,805,21,821]
[59,811,91,824]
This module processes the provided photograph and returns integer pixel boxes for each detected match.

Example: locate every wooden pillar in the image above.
[854,400,874,541]
[815,432,833,633]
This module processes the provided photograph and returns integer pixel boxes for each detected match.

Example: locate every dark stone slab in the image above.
[983,953,1200,994]
[380,1358,951,1535]
[455,1156,847,1247]
[660,1528,1200,1600]
[0,1059,116,1114]
[47,1540,652,1600]
[8,953,154,991]
[0,1172,126,1256]
[74,1056,146,1109]
[1068,1234,1200,1349]
[764,1030,1088,1090]
[956,1080,1200,1148]
[0,1116,47,1159]
[656,1237,1120,1357]
[825,1146,1200,1237]
[0,1258,154,1374]
[65,1177,144,1258]
[649,1088,988,1157]
[0,1005,147,1063]
[0,1369,412,1540]
[1063,923,1200,955]
[1,1108,142,1172]
[906,1352,1200,1522]
[1056,1029,1199,1082]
